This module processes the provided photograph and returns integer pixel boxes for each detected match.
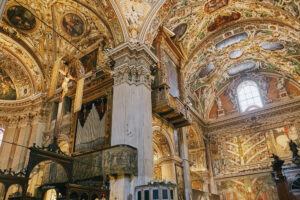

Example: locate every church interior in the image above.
[1,0,300,199]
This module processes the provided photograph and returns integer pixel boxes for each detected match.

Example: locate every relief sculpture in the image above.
[103,146,138,176]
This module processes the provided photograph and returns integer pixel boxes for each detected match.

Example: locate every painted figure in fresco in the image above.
[7,6,36,30]
[0,69,16,100]
[204,0,229,13]
[208,12,241,32]
[62,13,84,37]
[173,23,188,39]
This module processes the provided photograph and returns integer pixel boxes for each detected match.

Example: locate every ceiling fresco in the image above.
[182,21,300,118]
[146,0,300,119]
[0,0,124,101]
[116,0,159,39]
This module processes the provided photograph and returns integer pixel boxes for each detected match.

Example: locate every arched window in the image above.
[0,127,4,147]
[237,80,263,112]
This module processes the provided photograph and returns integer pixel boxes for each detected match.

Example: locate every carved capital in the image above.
[108,42,158,87]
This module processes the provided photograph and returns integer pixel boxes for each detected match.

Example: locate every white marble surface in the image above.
[0,0,7,21]
[111,82,154,198]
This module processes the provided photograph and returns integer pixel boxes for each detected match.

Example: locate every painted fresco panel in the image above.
[0,69,16,100]
[217,175,279,200]
[265,125,300,158]
[211,125,300,176]
[163,51,179,97]
[80,49,98,73]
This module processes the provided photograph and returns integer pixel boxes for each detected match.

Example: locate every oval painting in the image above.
[227,61,256,76]
[229,49,243,59]
[62,13,84,37]
[173,23,187,39]
[199,63,215,78]
[261,42,284,51]
[7,6,36,30]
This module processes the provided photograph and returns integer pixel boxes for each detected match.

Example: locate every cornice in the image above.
[205,97,300,136]
[107,42,159,64]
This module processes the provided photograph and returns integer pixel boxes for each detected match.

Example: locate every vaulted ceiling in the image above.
[1,0,300,119]
[0,0,123,100]
[159,0,300,119]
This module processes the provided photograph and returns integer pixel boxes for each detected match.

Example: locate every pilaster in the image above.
[108,42,158,199]
[205,139,218,194]
[0,117,18,169]
[179,127,192,200]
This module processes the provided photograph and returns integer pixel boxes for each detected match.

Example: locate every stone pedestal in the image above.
[108,43,158,199]
[0,0,7,20]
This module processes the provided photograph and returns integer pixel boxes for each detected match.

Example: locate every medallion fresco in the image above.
[62,13,84,37]
[6,6,36,30]
[0,69,16,100]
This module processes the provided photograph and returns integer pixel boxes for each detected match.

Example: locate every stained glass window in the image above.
[237,80,263,112]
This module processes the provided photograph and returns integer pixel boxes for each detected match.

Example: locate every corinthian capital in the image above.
[107,42,158,87]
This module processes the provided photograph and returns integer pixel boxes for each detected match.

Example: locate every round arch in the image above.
[152,125,175,157]
[27,160,68,198]
[6,184,22,200]
[0,182,5,200]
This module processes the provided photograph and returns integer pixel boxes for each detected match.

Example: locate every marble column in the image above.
[0,117,18,170]
[205,139,218,194]
[179,127,192,200]
[0,0,7,21]
[108,42,158,199]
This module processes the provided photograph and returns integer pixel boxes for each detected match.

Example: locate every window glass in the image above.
[153,189,159,199]
[237,80,263,112]
[0,128,4,147]
[145,190,149,200]
[162,190,168,199]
